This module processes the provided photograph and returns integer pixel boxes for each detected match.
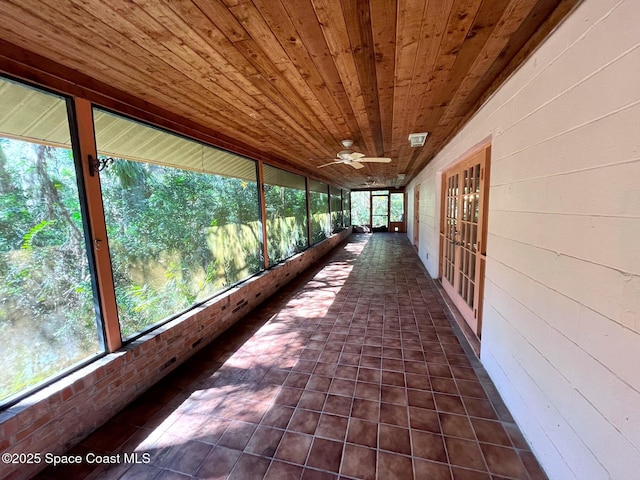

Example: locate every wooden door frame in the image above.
[438,141,491,339]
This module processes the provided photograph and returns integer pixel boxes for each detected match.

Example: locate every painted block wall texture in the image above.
[406,0,639,478]
[0,229,351,480]
[406,175,439,275]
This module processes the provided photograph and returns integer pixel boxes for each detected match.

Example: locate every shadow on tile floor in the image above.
[34,234,547,480]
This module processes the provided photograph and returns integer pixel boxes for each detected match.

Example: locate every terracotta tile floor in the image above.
[36,234,547,480]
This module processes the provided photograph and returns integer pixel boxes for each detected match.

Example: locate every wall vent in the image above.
[161,357,177,371]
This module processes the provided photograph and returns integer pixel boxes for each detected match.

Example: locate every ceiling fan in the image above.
[317,140,391,169]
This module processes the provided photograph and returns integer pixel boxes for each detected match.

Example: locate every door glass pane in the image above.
[458,163,481,308]
[443,174,458,285]
[95,109,262,340]
[0,78,102,404]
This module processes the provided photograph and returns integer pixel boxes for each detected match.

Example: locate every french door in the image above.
[440,145,490,338]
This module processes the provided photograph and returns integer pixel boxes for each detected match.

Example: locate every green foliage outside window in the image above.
[390,193,404,222]
[330,187,343,234]
[265,183,308,265]
[350,191,371,226]
[342,190,351,227]
[101,160,262,339]
[0,139,101,403]
[309,190,330,244]
[372,194,389,228]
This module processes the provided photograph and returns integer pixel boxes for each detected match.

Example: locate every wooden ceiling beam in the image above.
[310,0,378,156]
[390,0,442,163]
[394,0,481,165]
[250,0,353,142]
[129,0,332,158]
[163,0,331,158]
[428,0,539,138]
[342,0,384,157]
[62,0,323,162]
[170,0,336,158]
[0,0,270,149]
[369,0,397,157]
[226,0,345,150]
[281,0,362,141]
[0,42,328,184]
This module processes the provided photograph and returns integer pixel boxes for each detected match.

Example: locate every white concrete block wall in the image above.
[406,1,640,478]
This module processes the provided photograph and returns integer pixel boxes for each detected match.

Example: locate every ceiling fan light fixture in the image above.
[408,132,428,147]
[337,149,352,160]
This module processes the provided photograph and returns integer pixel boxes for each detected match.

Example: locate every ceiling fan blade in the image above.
[349,152,365,160]
[317,160,345,168]
[358,157,392,163]
[349,161,365,169]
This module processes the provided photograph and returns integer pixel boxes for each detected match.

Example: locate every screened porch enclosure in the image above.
[0,76,351,408]
[350,189,406,233]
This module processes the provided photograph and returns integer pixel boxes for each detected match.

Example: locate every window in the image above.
[94,109,262,339]
[330,186,343,233]
[390,193,404,222]
[342,189,351,227]
[351,191,371,226]
[0,78,102,404]
[263,165,308,265]
[309,180,330,244]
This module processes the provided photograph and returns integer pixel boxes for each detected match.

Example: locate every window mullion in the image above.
[257,160,270,270]
[305,177,312,247]
[72,97,122,352]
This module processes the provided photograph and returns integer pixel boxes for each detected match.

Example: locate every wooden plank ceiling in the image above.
[0,0,577,189]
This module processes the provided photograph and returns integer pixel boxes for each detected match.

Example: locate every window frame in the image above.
[91,105,265,344]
